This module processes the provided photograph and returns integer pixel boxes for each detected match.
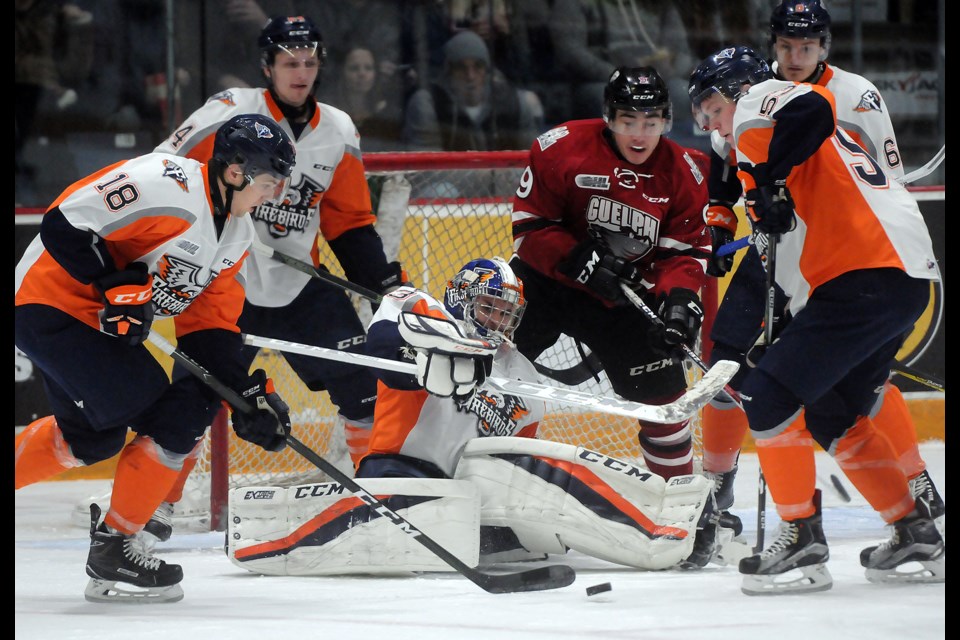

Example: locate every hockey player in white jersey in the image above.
[150,15,408,541]
[224,258,714,576]
[699,0,943,549]
[15,114,297,602]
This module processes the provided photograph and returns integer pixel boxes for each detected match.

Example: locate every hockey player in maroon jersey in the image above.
[15,114,297,602]
[508,66,719,567]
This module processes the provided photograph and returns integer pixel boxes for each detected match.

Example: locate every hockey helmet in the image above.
[770,1,831,46]
[688,46,772,130]
[603,66,672,135]
[444,257,526,341]
[212,114,296,191]
[259,15,327,67]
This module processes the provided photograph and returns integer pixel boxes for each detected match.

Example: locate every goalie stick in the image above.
[145,331,576,594]
[250,237,383,304]
[240,333,739,423]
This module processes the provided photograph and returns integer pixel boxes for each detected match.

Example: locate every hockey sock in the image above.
[15,416,83,489]
[755,421,817,521]
[832,416,915,523]
[106,435,182,534]
[344,420,373,469]
[873,382,925,480]
[701,402,749,473]
[162,441,203,504]
[638,418,693,479]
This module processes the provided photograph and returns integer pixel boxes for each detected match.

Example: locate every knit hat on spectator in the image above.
[443,31,490,68]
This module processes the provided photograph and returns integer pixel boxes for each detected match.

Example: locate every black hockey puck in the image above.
[586,582,612,596]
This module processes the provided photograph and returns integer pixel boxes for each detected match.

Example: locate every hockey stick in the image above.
[250,237,383,304]
[145,331,576,594]
[893,364,944,393]
[533,351,604,386]
[618,282,743,409]
[241,333,739,423]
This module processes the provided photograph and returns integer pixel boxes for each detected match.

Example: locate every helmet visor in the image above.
[606,109,672,136]
[690,87,734,131]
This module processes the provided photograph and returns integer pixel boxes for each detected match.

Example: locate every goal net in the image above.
[74,150,719,531]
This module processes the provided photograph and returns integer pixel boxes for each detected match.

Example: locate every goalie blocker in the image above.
[228,437,713,574]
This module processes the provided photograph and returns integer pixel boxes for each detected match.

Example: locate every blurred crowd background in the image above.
[15,0,944,207]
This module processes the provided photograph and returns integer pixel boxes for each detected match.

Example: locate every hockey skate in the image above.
[478,525,549,565]
[739,489,832,595]
[679,492,719,569]
[860,498,944,584]
[140,501,175,550]
[84,504,184,603]
[910,470,945,537]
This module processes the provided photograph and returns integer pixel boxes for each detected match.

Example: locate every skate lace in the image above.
[875,525,901,552]
[911,473,932,501]
[760,522,799,558]
[153,502,175,527]
[123,536,162,571]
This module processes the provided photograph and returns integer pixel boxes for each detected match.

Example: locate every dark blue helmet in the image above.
[688,46,772,128]
[770,1,831,44]
[213,114,296,184]
[603,66,672,134]
[444,257,526,341]
[259,15,327,67]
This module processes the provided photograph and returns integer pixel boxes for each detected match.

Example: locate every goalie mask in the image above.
[688,46,772,131]
[444,257,526,341]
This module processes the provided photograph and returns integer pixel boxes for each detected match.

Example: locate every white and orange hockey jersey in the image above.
[15,154,253,337]
[732,79,940,316]
[364,286,544,478]
[154,88,375,308]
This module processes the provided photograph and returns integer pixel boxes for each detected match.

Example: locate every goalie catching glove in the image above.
[231,369,291,452]
[94,262,155,346]
[398,312,496,400]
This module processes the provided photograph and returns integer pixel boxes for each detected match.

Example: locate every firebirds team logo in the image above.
[855,89,883,113]
[161,159,190,192]
[151,254,216,316]
[253,174,324,238]
[463,390,531,437]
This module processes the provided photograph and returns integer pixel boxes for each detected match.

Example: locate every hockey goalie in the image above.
[226,257,722,575]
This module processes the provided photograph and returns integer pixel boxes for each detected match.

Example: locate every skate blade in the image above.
[865,556,945,584]
[713,531,752,567]
[84,578,184,604]
[741,563,833,596]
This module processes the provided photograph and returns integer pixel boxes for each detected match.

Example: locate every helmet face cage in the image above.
[259,15,327,68]
[213,115,296,190]
[770,1,832,54]
[688,46,772,130]
[444,258,526,341]
[603,66,673,135]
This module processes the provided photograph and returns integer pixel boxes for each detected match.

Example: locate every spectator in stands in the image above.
[206,0,294,92]
[547,0,696,138]
[402,30,543,152]
[320,45,405,151]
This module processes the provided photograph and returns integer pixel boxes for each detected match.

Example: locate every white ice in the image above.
[16,443,945,640]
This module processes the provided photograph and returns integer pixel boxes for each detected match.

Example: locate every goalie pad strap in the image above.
[455,437,712,570]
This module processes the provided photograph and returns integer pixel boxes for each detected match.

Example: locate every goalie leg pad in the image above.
[227,478,480,575]
[455,437,712,570]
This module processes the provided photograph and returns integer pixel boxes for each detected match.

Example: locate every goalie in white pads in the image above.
[226,257,714,574]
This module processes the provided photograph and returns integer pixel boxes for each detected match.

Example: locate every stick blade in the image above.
[476,564,576,594]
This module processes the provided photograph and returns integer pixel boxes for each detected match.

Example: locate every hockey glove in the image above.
[230,369,291,452]
[94,262,155,347]
[745,181,796,235]
[707,225,736,277]
[379,261,410,294]
[649,288,704,356]
[398,312,496,400]
[558,239,640,301]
